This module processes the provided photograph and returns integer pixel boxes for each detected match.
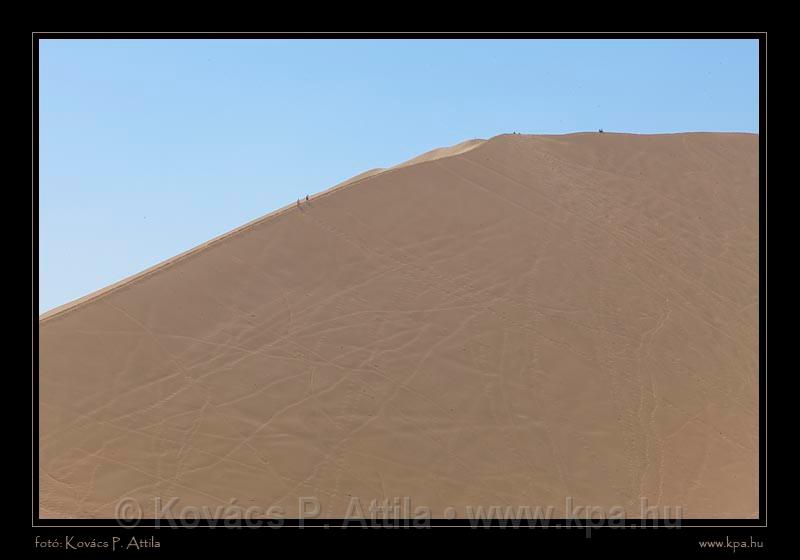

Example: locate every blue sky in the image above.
[39,38,759,313]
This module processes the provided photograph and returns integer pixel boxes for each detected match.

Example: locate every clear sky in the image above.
[38,38,759,313]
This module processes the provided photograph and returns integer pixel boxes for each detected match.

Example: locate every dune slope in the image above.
[39,132,759,519]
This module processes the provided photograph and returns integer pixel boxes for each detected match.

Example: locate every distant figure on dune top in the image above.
[599,128,604,133]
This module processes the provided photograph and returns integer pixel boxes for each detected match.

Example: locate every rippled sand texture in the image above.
[39,132,759,519]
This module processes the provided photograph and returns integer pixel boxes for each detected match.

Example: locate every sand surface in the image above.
[39,132,759,520]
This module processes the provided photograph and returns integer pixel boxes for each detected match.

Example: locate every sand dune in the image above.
[38,132,759,520]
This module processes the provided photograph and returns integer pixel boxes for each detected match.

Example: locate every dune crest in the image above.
[330,138,486,190]
[391,138,486,168]
[40,138,486,323]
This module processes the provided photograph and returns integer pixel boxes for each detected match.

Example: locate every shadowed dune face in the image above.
[39,132,759,520]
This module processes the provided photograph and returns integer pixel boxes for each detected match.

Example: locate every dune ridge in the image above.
[40,138,486,323]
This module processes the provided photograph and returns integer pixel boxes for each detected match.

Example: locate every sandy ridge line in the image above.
[39,137,487,324]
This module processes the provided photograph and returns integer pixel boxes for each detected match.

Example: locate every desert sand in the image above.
[39,132,759,520]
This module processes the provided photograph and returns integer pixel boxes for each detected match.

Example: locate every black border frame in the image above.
[32,31,767,549]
